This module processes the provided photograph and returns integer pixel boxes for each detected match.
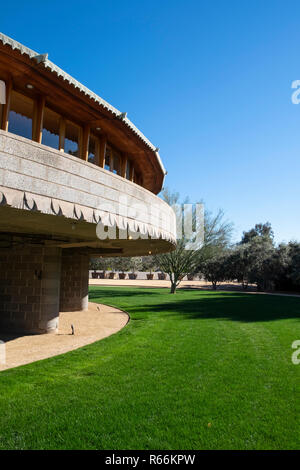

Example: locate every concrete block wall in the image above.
[59,250,89,312]
[0,246,61,334]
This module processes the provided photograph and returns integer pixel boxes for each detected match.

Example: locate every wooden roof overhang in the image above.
[0,34,166,194]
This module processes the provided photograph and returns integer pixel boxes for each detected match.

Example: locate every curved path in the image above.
[0,303,129,371]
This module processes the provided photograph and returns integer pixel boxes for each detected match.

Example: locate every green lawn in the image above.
[0,287,299,450]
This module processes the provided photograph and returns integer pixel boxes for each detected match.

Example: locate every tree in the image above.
[227,222,275,290]
[155,189,233,293]
[129,257,143,274]
[201,252,230,289]
[245,237,275,290]
[142,256,157,277]
[240,222,274,244]
[288,242,300,288]
[272,242,300,291]
[271,243,291,290]
[105,257,117,272]
[113,257,131,274]
[155,239,201,293]
[89,257,108,273]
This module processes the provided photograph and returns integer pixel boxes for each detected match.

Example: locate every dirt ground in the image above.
[0,302,129,372]
[89,278,252,290]
[89,279,300,297]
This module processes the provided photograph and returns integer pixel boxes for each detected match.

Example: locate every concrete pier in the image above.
[0,246,62,333]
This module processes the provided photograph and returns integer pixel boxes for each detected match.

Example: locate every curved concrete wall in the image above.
[0,130,176,246]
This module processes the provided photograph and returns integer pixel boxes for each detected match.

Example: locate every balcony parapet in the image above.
[0,131,176,247]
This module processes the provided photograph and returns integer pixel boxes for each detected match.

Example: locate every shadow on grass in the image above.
[144,291,300,323]
[89,287,159,300]
[90,287,300,323]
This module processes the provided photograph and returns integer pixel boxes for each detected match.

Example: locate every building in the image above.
[0,33,176,334]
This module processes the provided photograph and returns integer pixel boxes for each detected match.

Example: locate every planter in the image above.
[129,273,137,280]
[118,273,126,280]
[108,272,116,279]
[158,273,166,280]
[187,274,195,281]
[147,273,154,280]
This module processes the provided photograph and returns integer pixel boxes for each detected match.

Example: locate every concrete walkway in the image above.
[0,302,129,371]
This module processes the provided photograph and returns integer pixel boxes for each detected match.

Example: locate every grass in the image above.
[0,287,299,450]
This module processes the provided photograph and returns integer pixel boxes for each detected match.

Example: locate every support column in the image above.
[39,247,61,332]
[0,245,61,334]
[59,249,89,312]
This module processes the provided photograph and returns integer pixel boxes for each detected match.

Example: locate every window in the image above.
[0,80,5,127]
[105,147,111,171]
[113,151,120,175]
[42,107,60,150]
[126,160,131,180]
[88,135,97,164]
[8,91,34,140]
[65,120,80,157]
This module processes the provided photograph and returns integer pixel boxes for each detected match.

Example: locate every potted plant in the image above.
[90,258,106,279]
[129,257,142,280]
[158,271,166,280]
[187,273,195,281]
[99,258,109,279]
[90,258,98,279]
[114,257,130,280]
[142,256,157,280]
[90,257,108,278]
[106,258,116,279]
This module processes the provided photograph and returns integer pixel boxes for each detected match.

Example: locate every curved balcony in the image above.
[0,131,176,256]
[0,32,166,195]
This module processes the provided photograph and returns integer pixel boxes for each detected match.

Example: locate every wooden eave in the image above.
[0,42,164,194]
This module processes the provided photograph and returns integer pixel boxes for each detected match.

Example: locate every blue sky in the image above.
[1,0,300,243]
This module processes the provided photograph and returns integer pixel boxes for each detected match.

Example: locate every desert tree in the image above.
[201,252,231,289]
[155,189,233,293]
[225,222,275,290]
